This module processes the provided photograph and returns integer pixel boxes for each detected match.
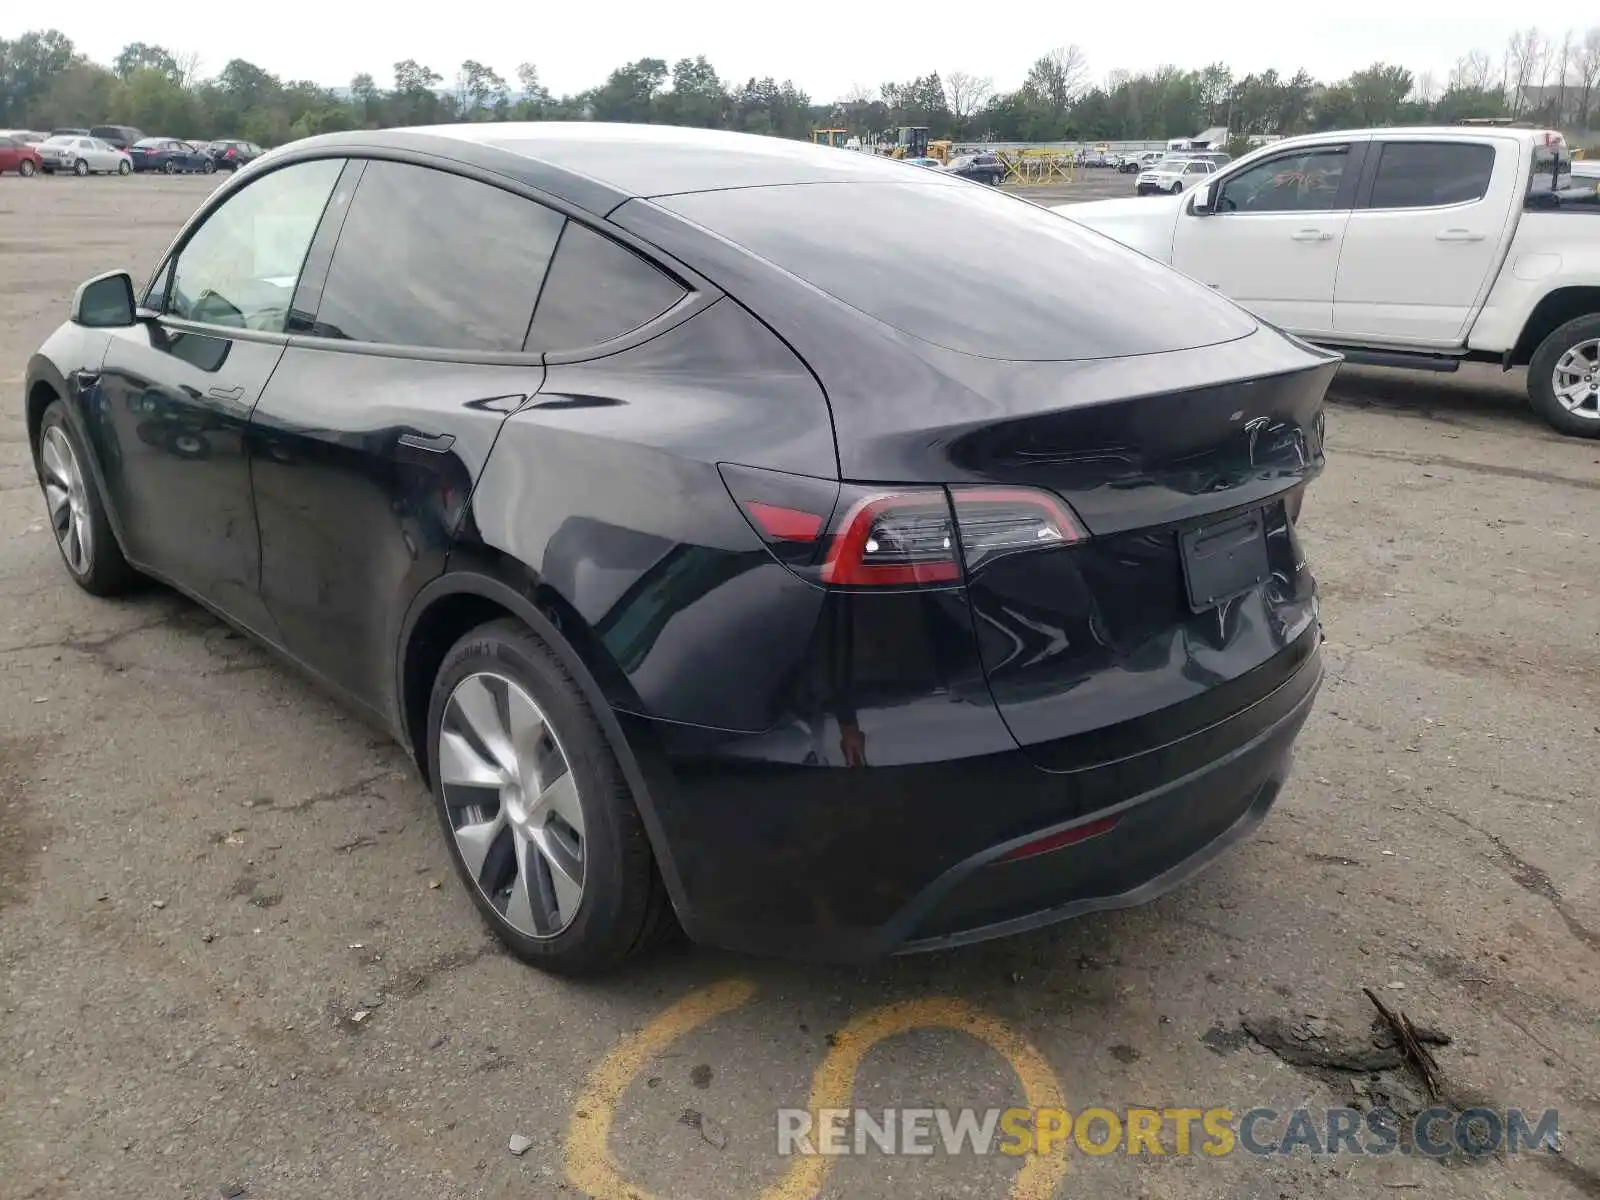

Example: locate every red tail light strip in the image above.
[997,815,1121,863]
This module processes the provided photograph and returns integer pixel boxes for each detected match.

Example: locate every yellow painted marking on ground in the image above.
[565,978,758,1200]
[760,997,1069,1200]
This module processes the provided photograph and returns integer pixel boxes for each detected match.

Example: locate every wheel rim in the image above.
[119,161,129,174]
[74,160,87,175]
[1552,337,1600,420]
[40,426,93,575]
[439,672,586,938]
[20,160,34,176]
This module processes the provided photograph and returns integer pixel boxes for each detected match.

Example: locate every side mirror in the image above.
[1188,185,1213,215]
[69,270,137,328]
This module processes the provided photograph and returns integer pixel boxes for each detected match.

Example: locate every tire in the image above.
[73,159,88,177]
[163,159,176,174]
[35,401,138,596]
[117,160,130,176]
[202,159,216,174]
[1527,313,1600,438]
[426,618,672,974]
[19,159,36,178]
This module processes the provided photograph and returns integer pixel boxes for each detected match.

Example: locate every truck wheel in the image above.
[1528,314,1600,438]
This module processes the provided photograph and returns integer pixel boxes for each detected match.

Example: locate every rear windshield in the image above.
[660,181,1256,360]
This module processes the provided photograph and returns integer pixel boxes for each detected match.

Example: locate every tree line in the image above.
[3,27,1599,151]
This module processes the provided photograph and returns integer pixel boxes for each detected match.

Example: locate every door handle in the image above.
[398,431,456,453]
[1291,229,1334,242]
[207,385,245,401]
[72,369,100,391]
[1435,229,1486,242]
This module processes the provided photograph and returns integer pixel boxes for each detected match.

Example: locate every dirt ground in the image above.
[1,173,1597,1200]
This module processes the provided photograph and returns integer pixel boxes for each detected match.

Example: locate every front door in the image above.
[93,157,345,632]
[1171,141,1365,336]
[1332,138,1509,345]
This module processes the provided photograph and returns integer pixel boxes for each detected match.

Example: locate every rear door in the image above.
[249,158,561,715]
[1332,137,1511,345]
[1171,140,1366,335]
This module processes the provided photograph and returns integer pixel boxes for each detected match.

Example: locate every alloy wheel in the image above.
[439,671,586,937]
[19,159,35,177]
[73,159,87,176]
[1552,337,1600,421]
[40,425,92,575]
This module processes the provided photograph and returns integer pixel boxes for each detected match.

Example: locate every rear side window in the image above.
[661,181,1257,360]
[527,222,686,351]
[1369,142,1494,209]
[310,160,563,351]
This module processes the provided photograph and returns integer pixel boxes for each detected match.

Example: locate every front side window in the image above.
[1369,142,1494,209]
[309,160,563,351]
[166,158,343,331]
[527,222,687,351]
[1217,146,1351,213]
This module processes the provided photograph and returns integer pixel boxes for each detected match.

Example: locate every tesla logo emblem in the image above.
[1244,416,1270,464]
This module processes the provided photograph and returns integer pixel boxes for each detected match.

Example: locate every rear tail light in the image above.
[821,492,962,585]
[225,147,237,158]
[720,464,1086,588]
[948,487,1084,571]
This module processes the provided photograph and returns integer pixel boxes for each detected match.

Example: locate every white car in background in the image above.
[1056,126,1600,438]
[37,135,132,177]
[1135,156,1217,196]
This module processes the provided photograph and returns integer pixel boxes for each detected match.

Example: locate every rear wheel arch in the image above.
[394,568,686,907]
[1510,286,1600,366]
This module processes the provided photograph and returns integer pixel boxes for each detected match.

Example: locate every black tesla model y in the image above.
[25,124,1335,974]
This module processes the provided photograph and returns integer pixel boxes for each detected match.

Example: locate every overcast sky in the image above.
[8,3,1588,100]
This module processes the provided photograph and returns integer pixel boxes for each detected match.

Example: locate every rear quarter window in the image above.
[526,222,686,351]
[659,181,1256,360]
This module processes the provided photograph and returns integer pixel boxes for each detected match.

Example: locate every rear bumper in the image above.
[625,629,1322,963]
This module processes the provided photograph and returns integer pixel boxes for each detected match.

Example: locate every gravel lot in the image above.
[2,173,1597,1200]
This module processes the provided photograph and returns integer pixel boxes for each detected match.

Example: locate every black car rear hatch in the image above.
[649,180,1337,769]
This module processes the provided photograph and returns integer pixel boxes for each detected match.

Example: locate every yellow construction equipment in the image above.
[927,139,952,165]
[810,129,850,149]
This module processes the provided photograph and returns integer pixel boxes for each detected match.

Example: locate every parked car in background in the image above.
[37,135,132,176]
[50,127,90,138]
[945,152,1005,185]
[89,125,145,151]
[2,129,48,145]
[129,137,216,174]
[1119,150,1165,174]
[25,124,1332,973]
[1135,157,1218,195]
[0,134,44,176]
[204,139,264,170]
[1058,126,1600,438]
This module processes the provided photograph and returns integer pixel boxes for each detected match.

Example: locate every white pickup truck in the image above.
[1055,126,1600,437]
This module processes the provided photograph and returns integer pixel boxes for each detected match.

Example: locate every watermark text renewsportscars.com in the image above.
[776,1106,1560,1158]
